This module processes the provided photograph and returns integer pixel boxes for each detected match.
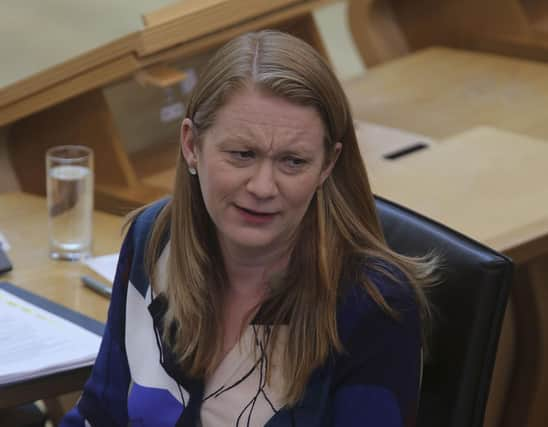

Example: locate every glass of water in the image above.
[46,145,94,260]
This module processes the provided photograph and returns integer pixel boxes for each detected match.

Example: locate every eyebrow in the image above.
[217,137,255,150]
[214,126,323,156]
[218,130,317,145]
[218,141,318,161]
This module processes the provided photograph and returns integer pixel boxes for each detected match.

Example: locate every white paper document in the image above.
[0,231,11,251]
[0,289,101,385]
[83,253,119,283]
[354,121,433,164]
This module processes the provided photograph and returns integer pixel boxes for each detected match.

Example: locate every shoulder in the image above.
[125,197,171,296]
[337,259,419,344]
[129,197,171,244]
[331,260,423,425]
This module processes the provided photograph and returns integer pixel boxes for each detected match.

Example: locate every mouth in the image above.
[237,206,276,216]
[234,204,278,222]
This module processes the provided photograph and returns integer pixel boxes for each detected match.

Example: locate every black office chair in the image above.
[0,404,47,427]
[374,196,513,427]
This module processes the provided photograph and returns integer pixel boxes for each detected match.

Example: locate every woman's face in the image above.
[181,88,341,255]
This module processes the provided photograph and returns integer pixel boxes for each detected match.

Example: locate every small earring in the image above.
[188,167,197,176]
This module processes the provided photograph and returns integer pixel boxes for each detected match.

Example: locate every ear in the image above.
[319,142,342,185]
[180,118,199,170]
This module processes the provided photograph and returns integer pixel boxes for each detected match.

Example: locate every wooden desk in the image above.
[356,124,548,427]
[1,0,334,213]
[345,47,548,142]
[347,0,548,68]
[359,126,548,263]
[0,192,123,408]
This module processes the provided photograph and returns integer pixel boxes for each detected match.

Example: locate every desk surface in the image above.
[355,125,548,263]
[345,47,548,142]
[0,192,123,408]
[0,192,123,323]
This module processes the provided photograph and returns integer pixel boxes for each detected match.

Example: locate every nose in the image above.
[246,160,279,199]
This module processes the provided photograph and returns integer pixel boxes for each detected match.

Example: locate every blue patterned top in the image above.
[61,199,422,427]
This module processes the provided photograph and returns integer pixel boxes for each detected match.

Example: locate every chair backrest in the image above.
[374,196,513,427]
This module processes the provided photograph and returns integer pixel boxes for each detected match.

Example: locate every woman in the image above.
[62,30,435,427]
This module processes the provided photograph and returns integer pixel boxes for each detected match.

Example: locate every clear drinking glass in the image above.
[46,145,94,260]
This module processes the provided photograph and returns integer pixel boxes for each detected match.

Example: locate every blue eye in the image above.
[229,150,255,161]
[284,156,307,169]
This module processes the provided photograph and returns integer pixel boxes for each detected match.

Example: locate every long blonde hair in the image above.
[136,30,435,405]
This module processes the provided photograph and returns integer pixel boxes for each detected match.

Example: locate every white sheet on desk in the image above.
[0,289,101,385]
[354,121,434,162]
[0,231,11,251]
[83,253,119,283]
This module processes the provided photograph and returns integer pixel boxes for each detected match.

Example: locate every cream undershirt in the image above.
[155,244,287,426]
[200,325,288,427]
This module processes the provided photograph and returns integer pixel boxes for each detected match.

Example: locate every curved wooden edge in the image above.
[347,0,409,67]
[0,55,139,127]
[135,64,187,88]
[142,0,225,27]
[139,0,309,54]
[139,1,333,68]
[347,0,548,69]
[0,33,139,109]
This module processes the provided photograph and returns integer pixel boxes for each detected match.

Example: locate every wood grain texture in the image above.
[347,0,548,67]
[8,90,139,195]
[138,0,303,54]
[142,0,232,27]
[138,0,334,67]
[361,126,548,261]
[347,0,408,66]
[281,11,330,60]
[0,55,139,127]
[0,33,138,109]
[344,47,548,142]
[455,32,548,63]
[0,192,122,323]
[135,64,187,88]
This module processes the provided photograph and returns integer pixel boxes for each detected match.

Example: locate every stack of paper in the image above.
[0,287,102,385]
[83,253,119,283]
